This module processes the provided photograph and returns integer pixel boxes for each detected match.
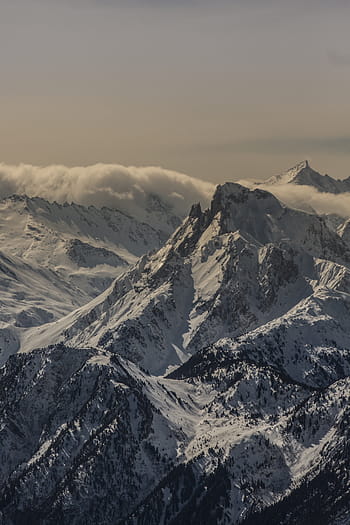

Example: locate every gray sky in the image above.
[1,0,350,181]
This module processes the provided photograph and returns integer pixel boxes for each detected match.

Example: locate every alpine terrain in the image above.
[0,194,174,365]
[1,170,350,524]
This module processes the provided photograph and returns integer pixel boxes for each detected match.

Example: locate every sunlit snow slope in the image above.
[0,195,165,364]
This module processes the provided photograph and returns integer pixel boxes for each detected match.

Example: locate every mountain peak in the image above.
[284,160,319,182]
[266,161,350,194]
[267,160,315,185]
[189,202,202,218]
[210,182,281,217]
[211,182,250,212]
[289,159,309,171]
[171,182,288,256]
[285,159,310,176]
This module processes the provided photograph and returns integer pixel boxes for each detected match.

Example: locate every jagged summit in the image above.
[171,180,348,258]
[186,182,282,226]
[267,160,324,185]
[205,182,284,243]
[266,160,350,193]
[188,202,202,218]
[211,182,281,213]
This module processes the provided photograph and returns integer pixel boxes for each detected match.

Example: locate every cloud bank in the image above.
[239,179,350,219]
[0,163,215,222]
[0,162,348,229]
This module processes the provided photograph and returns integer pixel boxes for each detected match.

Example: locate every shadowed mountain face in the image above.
[1,178,350,524]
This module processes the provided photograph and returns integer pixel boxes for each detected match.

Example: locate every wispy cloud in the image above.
[0,163,214,219]
[239,180,350,219]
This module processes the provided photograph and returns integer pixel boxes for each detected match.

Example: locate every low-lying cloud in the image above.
[0,163,215,221]
[1,162,349,227]
[239,179,350,219]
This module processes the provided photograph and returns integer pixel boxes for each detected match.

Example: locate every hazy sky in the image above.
[1,0,350,181]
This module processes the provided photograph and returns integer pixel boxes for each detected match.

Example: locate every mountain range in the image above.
[0,162,350,524]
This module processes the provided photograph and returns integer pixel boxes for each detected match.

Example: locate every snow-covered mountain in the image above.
[1,181,350,524]
[266,160,350,194]
[136,193,182,237]
[21,183,350,374]
[254,160,350,230]
[0,194,164,268]
[3,342,350,525]
[0,195,166,365]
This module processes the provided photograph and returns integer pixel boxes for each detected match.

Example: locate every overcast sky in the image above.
[1,0,350,181]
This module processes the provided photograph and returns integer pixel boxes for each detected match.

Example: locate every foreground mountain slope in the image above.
[131,363,350,525]
[0,344,209,524]
[1,343,349,523]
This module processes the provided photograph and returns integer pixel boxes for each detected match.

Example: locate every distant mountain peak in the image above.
[211,182,250,211]
[267,160,317,185]
[266,160,350,194]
